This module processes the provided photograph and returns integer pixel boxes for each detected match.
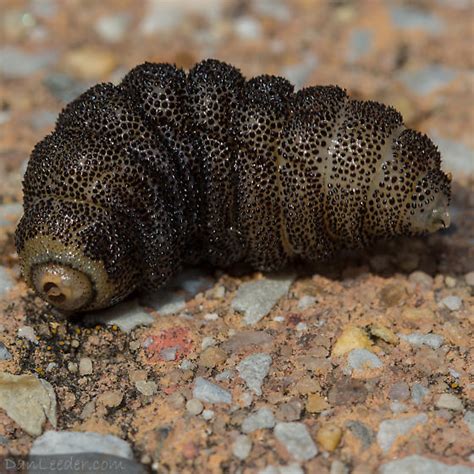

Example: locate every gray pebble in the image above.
[0,46,57,79]
[0,266,15,297]
[346,420,374,449]
[234,16,262,40]
[242,407,276,433]
[193,377,232,404]
[95,13,130,43]
[380,454,474,474]
[377,413,428,452]
[202,409,214,420]
[388,382,410,401]
[232,434,252,460]
[84,300,154,332]
[231,274,294,325]
[43,73,90,103]
[440,295,463,311]
[399,332,444,350]
[274,422,318,462]
[399,65,457,96]
[159,347,177,361]
[0,203,22,227]
[346,349,383,371]
[436,393,464,411]
[432,135,474,176]
[389,6,444,33]
[411,383,430,406]
[135,381,157,397]
[29,431,145,474]
[0,342,12,361]
[79,357,93,376]
[141,290,186,315]
[463,411,474,434]
[237,353,272,396]
[260,465,304,474]
[346,28,373,62]
[297,295,317,310]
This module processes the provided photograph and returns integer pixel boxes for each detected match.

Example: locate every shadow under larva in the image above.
[15,59,452,313]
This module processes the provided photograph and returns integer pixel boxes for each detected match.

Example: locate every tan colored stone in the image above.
[306,394,330,413]
[369,324,399,345]
[332,326,373,357]
[198,346,227,368]
[316,423,343,451]
[97,390,123,408]
[0,373,56,436]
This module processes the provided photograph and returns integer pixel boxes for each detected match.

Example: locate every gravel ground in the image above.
[0,1,473,473]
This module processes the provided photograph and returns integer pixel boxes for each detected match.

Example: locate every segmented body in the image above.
[16,59,450,309]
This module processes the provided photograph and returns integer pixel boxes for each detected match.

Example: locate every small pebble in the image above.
[316,424,343,451]
[274,422,318,462]
[276,399,303,422]
[62,47,117,79]
[97,390,123,408]
[346,420,374,449]
[186,398,204,416]
[237,353,272,396]
[232,434,252,460]
[231,275,294,325]
[242,408,275,433]
[67,362,78,373]
[400,65,457,96]
[463,411,474,434]
[332,326,372,356]
[135,380,157,396]
[411,383,430,405]
[445,276,457,288]
[295,322,308,332]
[160,347,177,361]
[0,342,12,361]
[330,459,349,474]
[199,346,227,369]
[193,377,232,404]
[202,409,214,420]
[388,382,410,401]
[306,394,330,414]
[346,349,383,371]
[298,295,316,310]
[369,324,399,345]
[436,393,464,411]
[79,357,93,376]
[18,326,38,345]
[377,413,428,452]
[95,13,130,43]
[380,455,473,474]
[440,295,463,311]
[465,272,474,287]
[408,271,433,289]
[399,332,444,349]
[204,312,219,321]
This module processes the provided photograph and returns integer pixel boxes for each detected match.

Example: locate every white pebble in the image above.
[232,435,252,460]
[440,295,462,311]
[18,326,38,344]
[186,398,204,415]
[202,409,214,420]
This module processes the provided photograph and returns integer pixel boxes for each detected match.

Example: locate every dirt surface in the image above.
[0,1,473,473]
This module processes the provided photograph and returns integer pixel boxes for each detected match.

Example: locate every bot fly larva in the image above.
[15,59,451,312]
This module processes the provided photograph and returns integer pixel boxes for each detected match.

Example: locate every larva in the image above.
[15,59,451,312]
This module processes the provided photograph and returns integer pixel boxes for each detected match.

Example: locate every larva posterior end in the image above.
[31,263,94,311]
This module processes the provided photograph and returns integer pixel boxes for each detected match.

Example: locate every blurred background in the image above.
[1,0,473,200]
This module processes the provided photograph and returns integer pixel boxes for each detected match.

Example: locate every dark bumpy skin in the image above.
[15,59,452,312]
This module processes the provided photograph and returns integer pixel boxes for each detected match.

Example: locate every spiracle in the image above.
[15,59,451,312]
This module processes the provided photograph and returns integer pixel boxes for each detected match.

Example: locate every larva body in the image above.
[15,59,451,312]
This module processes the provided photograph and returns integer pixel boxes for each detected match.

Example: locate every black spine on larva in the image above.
[17,59,451,307]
